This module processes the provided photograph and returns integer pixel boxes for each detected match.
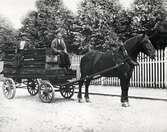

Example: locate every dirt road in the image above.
[0,87,167,132]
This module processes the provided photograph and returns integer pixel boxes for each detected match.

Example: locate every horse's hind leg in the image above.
[77,80,84,103]
[84,79,91,102]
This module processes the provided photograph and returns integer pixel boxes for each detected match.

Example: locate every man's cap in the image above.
[57,32,63,37]
[20,33,27,37]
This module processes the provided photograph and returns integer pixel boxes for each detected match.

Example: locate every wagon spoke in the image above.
[4,91,8,96]
[41,94,46,99]
[47,96,51,100]
[48,94,52,99]
[65,92,68,97]
[44,95,47,100]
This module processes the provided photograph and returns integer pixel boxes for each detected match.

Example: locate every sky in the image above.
[0,0,134,29]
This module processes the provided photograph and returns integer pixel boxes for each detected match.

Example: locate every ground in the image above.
[0,85,167,132]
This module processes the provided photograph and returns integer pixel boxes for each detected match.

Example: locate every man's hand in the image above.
[55,50,62,54]
[57,50,61,53]
[64,49,67,53]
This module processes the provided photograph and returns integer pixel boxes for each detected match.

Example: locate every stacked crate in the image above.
[21,49,46,75]
[2,48,76,80]
[3,49,17,75]
[45,49,66,77]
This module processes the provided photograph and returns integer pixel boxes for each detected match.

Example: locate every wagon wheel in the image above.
[60,85,75,99]
[27,79,39,96]
[2,78,16,99]
[38,80,54,103]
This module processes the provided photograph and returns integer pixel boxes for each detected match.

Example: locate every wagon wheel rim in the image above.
[60,85,74,99]
[38,81,54,103]
[2,78,16,99]
[27,79,39,96]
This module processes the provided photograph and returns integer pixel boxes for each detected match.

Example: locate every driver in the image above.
[51,32,71,70]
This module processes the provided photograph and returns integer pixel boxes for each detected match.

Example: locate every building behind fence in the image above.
[71,47,167,89]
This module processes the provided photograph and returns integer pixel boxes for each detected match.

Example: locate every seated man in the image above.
[51,32,71,69]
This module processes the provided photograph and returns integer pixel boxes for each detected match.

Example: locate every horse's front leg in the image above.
[84,79,91,102]
[78,80,84,103]
[120,78,130,107]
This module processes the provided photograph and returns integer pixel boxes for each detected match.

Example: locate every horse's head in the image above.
[140,34,156,59]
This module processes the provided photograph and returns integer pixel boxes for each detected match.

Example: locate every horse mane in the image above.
[124,34,143,47]
[123,34,145,59]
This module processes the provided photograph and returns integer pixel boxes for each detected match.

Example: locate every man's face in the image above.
[57,33,62,39]
[22,36,27,40]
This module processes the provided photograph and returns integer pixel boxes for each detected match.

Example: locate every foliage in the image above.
[72,0,167,52]
[131,0,167,49]
[132,0,166,32]
[20,0,76,52]
[73,0,123,53]
[111,10,135,41]
[14,0,167,54]
[0,16,17,52]
[114,0,167,42]
[19,0,167,53]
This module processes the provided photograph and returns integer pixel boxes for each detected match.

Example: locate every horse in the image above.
[77,34,156,107]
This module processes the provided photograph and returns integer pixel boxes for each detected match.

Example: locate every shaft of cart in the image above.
[61,62,124,87]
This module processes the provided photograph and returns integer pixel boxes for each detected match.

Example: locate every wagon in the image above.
[1,48,76,103]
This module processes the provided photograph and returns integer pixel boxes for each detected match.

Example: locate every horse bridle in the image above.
[137,35,156,60]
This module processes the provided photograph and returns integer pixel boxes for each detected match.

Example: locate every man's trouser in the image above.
[59,52,71,68]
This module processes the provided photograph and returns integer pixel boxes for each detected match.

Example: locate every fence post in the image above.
[0,61,3,73]
[165,47,167,88]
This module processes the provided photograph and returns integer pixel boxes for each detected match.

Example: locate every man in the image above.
[14,33,28,83]
[17,33,30,51]
[15,33,27,67]
[51,32,71,69]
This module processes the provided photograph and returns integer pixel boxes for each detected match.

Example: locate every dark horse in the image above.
[78,34,156,107]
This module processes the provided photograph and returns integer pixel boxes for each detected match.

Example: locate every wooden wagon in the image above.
[1,48,76,103]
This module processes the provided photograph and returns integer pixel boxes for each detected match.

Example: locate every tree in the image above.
[73,0,123,53]
[20,0,76,52]
[113,0,167,42]
[0,16,17,50]
[132,0,166,31]
[111,10,135,41]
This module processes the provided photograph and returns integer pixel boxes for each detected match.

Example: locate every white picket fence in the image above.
[71,47,167,88]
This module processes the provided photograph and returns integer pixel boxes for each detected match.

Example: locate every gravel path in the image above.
[0,87,167,132]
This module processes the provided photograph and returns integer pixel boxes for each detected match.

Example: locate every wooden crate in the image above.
[45,52,61,70]
[2,48,76,80]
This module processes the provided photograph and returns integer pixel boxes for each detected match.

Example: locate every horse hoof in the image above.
[85,98,91,103]
[122,102,130,107]
[78,98,83,103]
